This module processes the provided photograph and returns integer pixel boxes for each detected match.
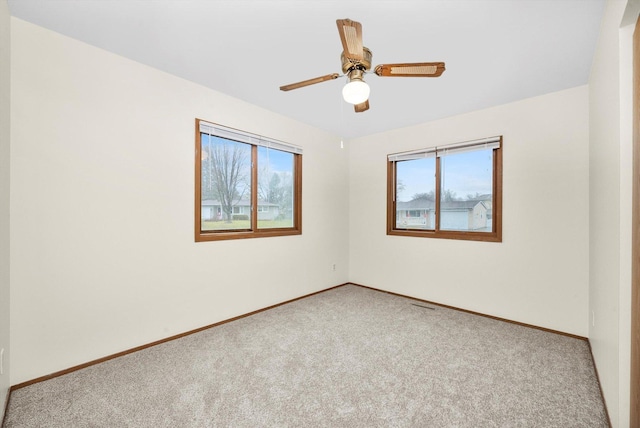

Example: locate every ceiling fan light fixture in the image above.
[342,70,370,105]
[342,79,370,104]
[279,19,445,113]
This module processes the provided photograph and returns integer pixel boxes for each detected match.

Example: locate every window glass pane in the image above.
[395,157,436,230]
[257,146,294,229]
[200,134,252,231]
[439,148,493,232]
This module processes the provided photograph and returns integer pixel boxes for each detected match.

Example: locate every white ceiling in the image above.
[7,0,605,139]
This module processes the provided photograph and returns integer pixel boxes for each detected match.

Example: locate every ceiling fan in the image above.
[279,18,446,113]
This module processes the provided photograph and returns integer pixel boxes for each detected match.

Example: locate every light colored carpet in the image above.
[4,284,608,427]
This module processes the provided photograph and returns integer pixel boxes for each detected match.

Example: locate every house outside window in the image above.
[387,136,502,242]
[196,119,303,241]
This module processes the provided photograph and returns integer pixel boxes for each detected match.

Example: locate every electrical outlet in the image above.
[592,311,595,327]
[332,263,336,271]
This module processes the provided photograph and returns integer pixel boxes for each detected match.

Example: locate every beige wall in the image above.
[589,0,638,426]
[9,18,350,385]
[348,86,590,337]
[0,0,10,419]
[589,3,621,424]
[6,4,635,425]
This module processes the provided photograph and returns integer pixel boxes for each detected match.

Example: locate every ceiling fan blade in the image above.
[354,100,369,113]
[279,73,340,91]
[374,62,446,77]
[336,19,363,61]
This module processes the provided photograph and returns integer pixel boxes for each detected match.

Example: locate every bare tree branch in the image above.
[208,141,249,222]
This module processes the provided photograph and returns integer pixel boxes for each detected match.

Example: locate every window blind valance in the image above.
[388,136,501,162]
[199,120,303,155]
[387,148,436,162]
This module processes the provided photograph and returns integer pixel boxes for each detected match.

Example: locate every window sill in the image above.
[196,228,302,242]
[387,228,501,243]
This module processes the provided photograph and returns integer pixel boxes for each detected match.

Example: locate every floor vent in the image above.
[411,303,435,310]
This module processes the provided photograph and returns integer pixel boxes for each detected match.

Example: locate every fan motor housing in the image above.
[341,47,372,74]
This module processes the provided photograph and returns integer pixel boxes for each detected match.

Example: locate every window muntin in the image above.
[195,119,302,241]
[388,137,502,242]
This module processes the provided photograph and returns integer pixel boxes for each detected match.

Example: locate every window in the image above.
[195,119,302,241]
[387,136,502,242]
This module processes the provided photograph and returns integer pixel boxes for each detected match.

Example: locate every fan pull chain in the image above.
[340,92,345,149]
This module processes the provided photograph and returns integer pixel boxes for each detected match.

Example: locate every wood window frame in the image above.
[387,137,502,243]
[195,119,302,242]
